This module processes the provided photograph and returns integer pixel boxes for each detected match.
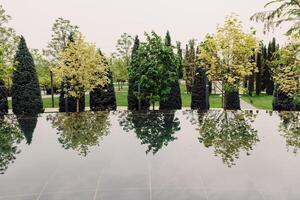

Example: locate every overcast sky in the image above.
[1,0,288,55]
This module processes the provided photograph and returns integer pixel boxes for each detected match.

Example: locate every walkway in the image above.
[240,99,256,110]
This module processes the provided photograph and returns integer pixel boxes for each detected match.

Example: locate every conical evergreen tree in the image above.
[191,67,210,110]
[159,31,182,110]
[165,31,171,46]
[11,36,43,115]
[265,38,276,95]
[248,54,255,96]
[90,66,116,111]
[0,80,8,114]
[185,40,196,93]
[176,42,184,79]
[255,48,262,96]
[128,36,140,110]
[261,45,268,90]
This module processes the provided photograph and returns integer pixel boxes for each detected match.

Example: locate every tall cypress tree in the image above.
[164,31,171,46]
[261,45,268,91]
[265,38,276,95]
[248,54,255,96]
[128,36,140,110]
[90,51,116,111]
[255,49,262,96]
[176,42,184,79]
[11,36,43,115]
[191,67,210,110]
[0,80,8,114]
[160,31,182,110]
[185,40,196,93]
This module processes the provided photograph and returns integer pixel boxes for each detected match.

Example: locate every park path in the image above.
[240,99,256,110]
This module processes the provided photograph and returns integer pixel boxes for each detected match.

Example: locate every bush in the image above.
[191,68,209,110]
[272,88,295,111]
[90,70,116,111]
[159,80,182,110]
[225,91,240,110]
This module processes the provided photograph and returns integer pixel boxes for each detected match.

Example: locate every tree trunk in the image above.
[50,70,55,108]
[76,98,80,112]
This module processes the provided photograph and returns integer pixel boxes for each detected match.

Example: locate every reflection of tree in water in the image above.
[119,111,180,154]
[278,112,300,154]
[48,112,110,156]
[17,115,38,145]
[0,116,23,174]
[197,111,259,167]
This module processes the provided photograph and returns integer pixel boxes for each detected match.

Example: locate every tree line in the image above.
[1,0,300,114]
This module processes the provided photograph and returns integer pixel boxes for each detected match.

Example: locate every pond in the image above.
[0,110,300,200]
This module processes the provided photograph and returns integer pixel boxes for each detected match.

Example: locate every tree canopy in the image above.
[251,0,300,36]
[130,31,179,109]
[54,33,109,111]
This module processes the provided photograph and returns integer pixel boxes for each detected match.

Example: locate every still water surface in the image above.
[0,110,300,200]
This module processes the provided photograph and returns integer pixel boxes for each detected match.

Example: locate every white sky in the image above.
[1,0,289,55]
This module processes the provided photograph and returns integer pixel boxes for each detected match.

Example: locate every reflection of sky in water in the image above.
[0,110,300,199]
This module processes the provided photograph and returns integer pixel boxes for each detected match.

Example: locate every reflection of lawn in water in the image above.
[8,84,223,109]
[241,94,273,110]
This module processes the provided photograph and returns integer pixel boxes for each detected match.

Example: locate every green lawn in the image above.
[8,90,222,109]
[241,94,273,110]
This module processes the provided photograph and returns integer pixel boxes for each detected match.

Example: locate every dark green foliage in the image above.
[130,32,178,110]
[248,70,255,96]
[159,80,182,110]
[261,45,268,90]
[159,32,182,110]
[265,38,277,95]
[165,31,171,46]
[11,36,43,115]
[185,40,196,93]
[59,80,85,112]
[248,54,255,96]
[119,111,180,154]
[273,87,295,111]
[0,80,8,114]
[128,36,141,110]
[17,115,38,145]
[90,69,116,111]
[176,42,184,79]
[256,50,262,96]
[191,67,210,110]
[225,91,241,110]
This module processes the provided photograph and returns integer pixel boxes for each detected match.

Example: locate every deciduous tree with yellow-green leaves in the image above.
[54,33,109,112]
[198,15,258,110]
[272,36,300,111]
